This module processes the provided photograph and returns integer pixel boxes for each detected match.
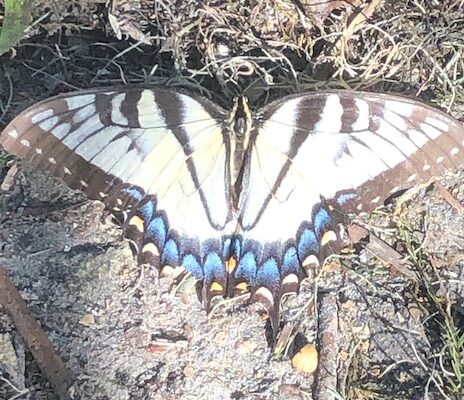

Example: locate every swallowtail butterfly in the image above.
[1,86,463,330]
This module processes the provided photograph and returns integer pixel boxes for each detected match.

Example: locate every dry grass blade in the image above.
[341,0,383,42]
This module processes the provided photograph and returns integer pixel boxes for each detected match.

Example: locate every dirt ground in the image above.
[0,1,464,399]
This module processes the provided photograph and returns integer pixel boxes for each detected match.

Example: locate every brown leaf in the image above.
[365,234,418,281]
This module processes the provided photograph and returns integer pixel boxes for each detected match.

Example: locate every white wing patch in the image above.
[420,123,442,139]
[63,114,104,149]
[407,129,430,148]
[111,94,129,125]
[352,99,370,131]
[51,122,72,139]
[74,126,127,159]
[376,119,418,156]
[138,90,164,128]
[7,129,18,139]
[31,109,54,124]
[314,94,343,133]
[384,99,415,117]
[65,94,96,111]
[92,135,132,171]
[425,116,449,132]
[73,104,95,124]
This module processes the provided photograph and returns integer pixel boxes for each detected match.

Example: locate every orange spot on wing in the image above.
[210,282,224,293]
[129,215,144,232]
[235,282,249,292]
[226,256,237,274]
[320,230,337,246]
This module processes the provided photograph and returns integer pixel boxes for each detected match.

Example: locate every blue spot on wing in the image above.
[123,187,144,201]
[223,237,241,259]
[222,238,231,258]
[138,200,155,220]
[182,254,203,279]
[282,247,299,275]
[314,208,331,238]
[146,216,167,248]
[203,252,225,282]
[256,258,280,290]
[235,252,257,284]
[337,192,357,206]
[298,228,319,259]
[161,239,179,266]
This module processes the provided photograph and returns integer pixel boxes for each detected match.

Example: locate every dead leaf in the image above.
[365,234,418,281]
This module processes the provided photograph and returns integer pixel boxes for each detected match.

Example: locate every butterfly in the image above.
[1,86,463,331]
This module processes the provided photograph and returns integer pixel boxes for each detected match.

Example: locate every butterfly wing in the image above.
[235,91,464,326]
[0,87,235,298]
[3,87,464,331]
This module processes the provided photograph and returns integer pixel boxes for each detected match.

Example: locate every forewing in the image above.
[236,91,464,325]
[0,86,234,286]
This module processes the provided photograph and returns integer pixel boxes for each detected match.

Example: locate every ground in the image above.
[0,1,463,399]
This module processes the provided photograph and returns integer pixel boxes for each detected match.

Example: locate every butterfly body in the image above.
[1,86,463,329]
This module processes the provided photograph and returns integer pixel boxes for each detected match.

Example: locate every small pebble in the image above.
[292,344,318,374]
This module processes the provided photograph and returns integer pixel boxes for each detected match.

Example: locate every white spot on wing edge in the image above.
[48,157,56,164]
[302,254,319,267]
[254,287,274,307]
[407,173,417,182]
[142,242,160,257]
[436,156,444,163]
[35,148,43,155]
[423,164,431,171]
[450,147,460,156]
[7,129,18,139]
[64,167,72,175]
[20,139,30,147]
[282,274,299,286]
